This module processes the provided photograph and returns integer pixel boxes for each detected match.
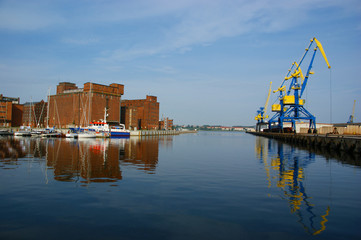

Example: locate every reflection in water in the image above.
[0,136,173,185]
[46,138,123,183]
[255,137,331,235]
[0,137,27,169]
[120,137,160,173]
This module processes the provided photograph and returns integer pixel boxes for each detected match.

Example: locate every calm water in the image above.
[0,131,360,240]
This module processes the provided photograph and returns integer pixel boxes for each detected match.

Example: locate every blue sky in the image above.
[1,0,360,126]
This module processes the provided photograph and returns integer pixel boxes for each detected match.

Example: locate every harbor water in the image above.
[0,131,360,240]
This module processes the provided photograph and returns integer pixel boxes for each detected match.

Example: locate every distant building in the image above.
[22,100,47,128]
[48,82,124,128]
[0,94,23,127]
[121,95,159,130]
[233,127,245,131]
[159,117,173,130]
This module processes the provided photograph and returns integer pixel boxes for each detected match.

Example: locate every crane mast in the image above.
[263,82,272,118]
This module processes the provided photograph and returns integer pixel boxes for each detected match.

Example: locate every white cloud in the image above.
[96,0,360,62]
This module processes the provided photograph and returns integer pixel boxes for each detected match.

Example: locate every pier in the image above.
[130,130,179,136]
[129,129,198,136]
[248,131,361,155]
[1,128,196,138]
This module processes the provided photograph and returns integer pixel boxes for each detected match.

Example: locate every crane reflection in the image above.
[255,137,331,235]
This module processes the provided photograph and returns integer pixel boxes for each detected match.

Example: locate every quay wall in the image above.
[299,125,361,135]
[130,130,179,136]
[248,132,361,154]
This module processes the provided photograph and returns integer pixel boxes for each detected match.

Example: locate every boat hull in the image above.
[78,133,96,138]
[14,132,31,137]
[110,131,130,138]
[65,133,78,138]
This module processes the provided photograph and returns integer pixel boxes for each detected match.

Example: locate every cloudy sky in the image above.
[1,0,360,126]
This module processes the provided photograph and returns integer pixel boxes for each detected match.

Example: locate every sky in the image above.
[1,0,360,126]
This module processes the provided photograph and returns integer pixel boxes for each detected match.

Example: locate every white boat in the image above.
[31,129,46,137]
[14,131,31,137]
[109,124,130,138]
[41,132,62,138]
[15,126,32,137]
[95,131,110,138]
[40,128,62,138]
[77,132,96,138]
[85,108,130,138]
[65,132,78,138]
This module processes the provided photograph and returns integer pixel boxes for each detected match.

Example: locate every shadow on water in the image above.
[300,144,361,167]
[0,136,173,185]
[255,137,331,236]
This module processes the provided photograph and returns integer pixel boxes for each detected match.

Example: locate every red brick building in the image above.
[22,100,47,128]
[159,117,173,130]
[48,82,124,128]
[0,94,23,127]
[121,95,159,130]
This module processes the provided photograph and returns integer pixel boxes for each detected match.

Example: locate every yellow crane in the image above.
[255,81,272,123]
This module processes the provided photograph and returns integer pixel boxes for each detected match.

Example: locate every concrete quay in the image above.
[130,130,180,136]
[129,129,198,136]
[248,132,361,155]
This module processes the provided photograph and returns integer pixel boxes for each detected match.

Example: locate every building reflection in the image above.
[255,137,330,235]
[120,137,157,173]
[0,137,27,169]
[0,136,173,184]
[46,138,123,183]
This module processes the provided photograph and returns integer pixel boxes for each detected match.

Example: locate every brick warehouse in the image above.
[22,100,47,128]
[0,94,23,127]
[48,82,124,128]
[121,95,160,130]
[159,117,173,130]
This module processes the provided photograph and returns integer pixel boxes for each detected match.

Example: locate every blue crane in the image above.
[268,38,331,133]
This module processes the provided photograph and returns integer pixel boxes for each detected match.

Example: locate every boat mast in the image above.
[46,88,50,128]
[29,97,32,128]
[104,107,107,123]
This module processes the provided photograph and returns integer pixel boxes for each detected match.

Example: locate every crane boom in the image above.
[300,38,331,97]
[255,81,273,123]
[314,38,331,69]
[348,100,356,123]
[264,81,272,118]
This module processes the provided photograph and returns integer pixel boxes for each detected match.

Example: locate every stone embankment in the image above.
[130,130,198,136]
[248,132,361,154]
[130,130,179,136]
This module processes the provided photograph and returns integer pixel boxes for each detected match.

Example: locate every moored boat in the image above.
[65,132,78,138]
[0,130,14,136]
[14,126,32,137]
[40,128,63,138]
[77,132,96,138]
[31,129,46,137]
[109,124,130,138]
[82,108,130,138]
[14,131,32,137]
